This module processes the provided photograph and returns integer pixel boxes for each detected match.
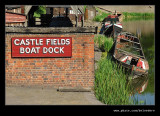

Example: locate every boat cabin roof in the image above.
[103,15,119,23]
[107,15,118,18]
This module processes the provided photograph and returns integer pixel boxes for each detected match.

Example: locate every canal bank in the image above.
[6,86,104,105]
[93,17,154,105]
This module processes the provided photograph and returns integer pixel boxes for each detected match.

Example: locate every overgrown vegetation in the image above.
[84,5,87,13]
[34,6,46,18]
[94,35,133,105]
[93,12,111,22]
[93,8,111,22]
[93,11,153,104]
[94,34,113,52]
[94,56,132,105]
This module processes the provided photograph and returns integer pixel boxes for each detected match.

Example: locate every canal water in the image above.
[122,19,155,105]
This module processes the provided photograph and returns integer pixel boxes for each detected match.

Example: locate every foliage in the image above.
[101,51,107,59]
[93,12,111,22]
[94,56,132,105]
[84,5,87,13]
[34,6,46,18]
[94,34,113,52]
[93,8,111,22]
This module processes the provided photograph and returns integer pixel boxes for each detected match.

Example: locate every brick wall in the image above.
[5,34,95,89]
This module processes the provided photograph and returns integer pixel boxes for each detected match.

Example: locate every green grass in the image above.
[93,8,111,22]
[123,12,154,21]
[94,56,132,105]
[94,34,132,105]
[93,9,154,22]
[93,12,111,22]
[94,34,113,52]
[123,12,154,17]
[34,6,46,18]
[84,5,87,13]
[94,34,145,105]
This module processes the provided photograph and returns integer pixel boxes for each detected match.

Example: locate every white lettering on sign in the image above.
[12,37,72,57]
[14,39,20,45]
[14,38,70,46]
[43,47,64,54]
[20,47,40,54]
[46,39,70,45]
[14,39,43,46]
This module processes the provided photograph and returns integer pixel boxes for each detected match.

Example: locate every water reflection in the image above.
[131,93,155,105]
[122,19,154,105]
[122,19,154,35]
[129,76,149,95]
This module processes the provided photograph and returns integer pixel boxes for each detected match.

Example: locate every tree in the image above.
[33,6,46,18]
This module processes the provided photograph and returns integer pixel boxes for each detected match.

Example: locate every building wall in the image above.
[5,7,22,14]
[68,14,83,22]
[84,6,96,20]
[48,7,83,22]
[5,33,95,89]
[52,7,66,17]
[5,12,26,27]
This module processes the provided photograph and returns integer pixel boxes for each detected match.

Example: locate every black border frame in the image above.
[1,0,159,113]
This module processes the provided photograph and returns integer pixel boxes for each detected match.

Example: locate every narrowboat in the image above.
[102,14,122,39]
[113,32,149,77]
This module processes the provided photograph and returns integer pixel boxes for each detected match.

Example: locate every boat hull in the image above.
[113,56,148,77]
[103,24,122,38]
[113,32,149,77]
[113,24,123,39]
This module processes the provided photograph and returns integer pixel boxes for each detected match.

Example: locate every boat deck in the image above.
[113,32,149,77]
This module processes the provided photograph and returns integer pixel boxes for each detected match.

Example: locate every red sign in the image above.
[11,37,72,57]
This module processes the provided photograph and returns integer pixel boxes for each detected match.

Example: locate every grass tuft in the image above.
[94,34,113,52]
[94,56,132,105]
[94,34,134,105]
[93,8,111,22]
[122,12,154,21]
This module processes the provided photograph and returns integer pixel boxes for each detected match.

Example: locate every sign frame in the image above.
[11,37,72,58]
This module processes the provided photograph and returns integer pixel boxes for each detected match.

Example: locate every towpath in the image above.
[5,86,104,105]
